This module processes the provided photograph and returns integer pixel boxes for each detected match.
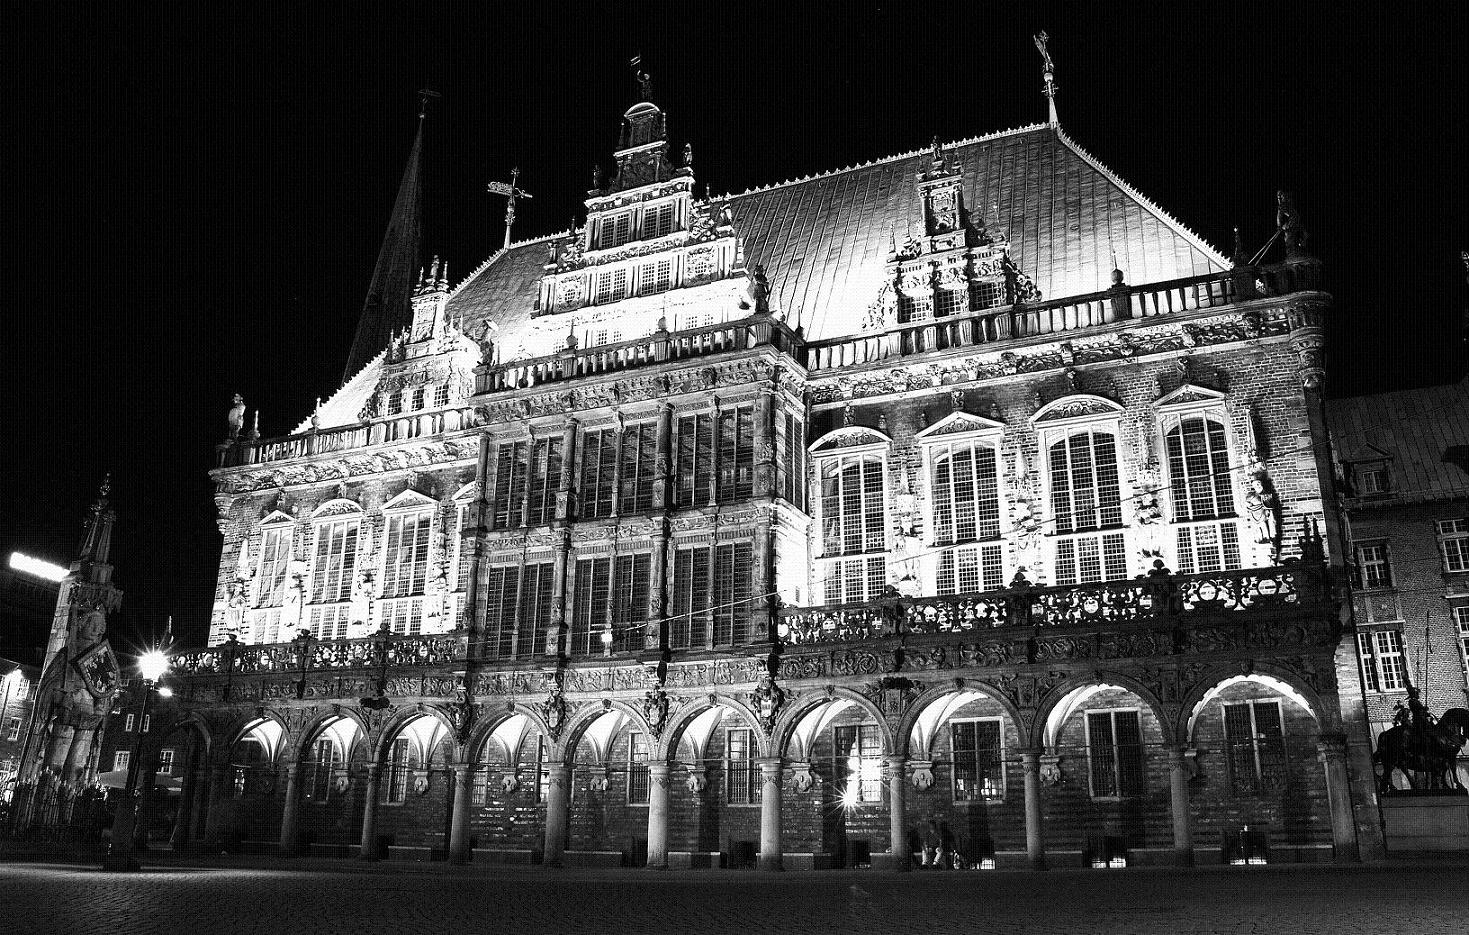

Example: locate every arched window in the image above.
[930,442,1003,594]
[1165,416,1241,573]
[251,518,293,644]
[1049,430,1127,584]
[818,455,887,603]
[386,737,420,804]
[307,511,361,640]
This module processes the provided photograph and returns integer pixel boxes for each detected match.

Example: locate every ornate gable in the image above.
[914,410,1007,441]
[809,427,892,454]
[1031,393,1125,424]
[1155,382,1228,410]
[310,498,364,519]
[381,489,438,512]
[257,510,295,527]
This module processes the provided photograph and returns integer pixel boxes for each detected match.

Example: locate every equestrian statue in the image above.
[1373,683,1469,795]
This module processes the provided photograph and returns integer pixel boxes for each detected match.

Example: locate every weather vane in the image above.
[487,167,533,251]
[1033,31,1058,125]
[417,88,441,120]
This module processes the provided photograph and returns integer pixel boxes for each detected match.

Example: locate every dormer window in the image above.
[935,286,966,319]
[1354,462,1390,495]
[643,203,676,239]
[639,258,672,295]
[598,213,632,249]
[595,268,629,304]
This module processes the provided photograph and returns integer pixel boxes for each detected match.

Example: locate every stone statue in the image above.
[1276,190,1308,257]
[476,321,496,363]
[750,264,771,314]
[682,142,693,169]
[752,673,784,730]
[227,393,246,439]
[1243,472,1280,554]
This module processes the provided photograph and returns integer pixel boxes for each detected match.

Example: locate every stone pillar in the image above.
[885,754,910,871]
[757,756,783,871]
[202,763,233,845]
[278,758,303,856]
[753,373,778,499]
[170,743,200,850]
[1020,748,1047,870]
[1318,734,1360,863]
[652,402,673,511]
[188,763,212,845]
[543,761,572,867]
[646,762,671,869]
[555,418,578,522]
[358,762,384,860]
[547,528,571,657]
[750,519,773,645]
[1167,745,1194,867]
[448,762,474,864]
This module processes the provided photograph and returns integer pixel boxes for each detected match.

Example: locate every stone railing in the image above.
[219,407,477,468]
[476,313,804,393]
[804,267,1292,374]
[776,562,1323,646]
[171,630,468,676]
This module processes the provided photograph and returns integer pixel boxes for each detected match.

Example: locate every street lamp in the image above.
[102,649,169,871]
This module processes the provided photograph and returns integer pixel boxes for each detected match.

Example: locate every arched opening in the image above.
[302,715,361,805]
[137,717,210,851]
[904,689,1022,868]
[561,706,650,862]
[1040,682,1167,866]
[1185,674,1328,856]
[468,713,549,858]
[369,712,454,854]
[781,696,890,868]
[664,702,764,864]
[230,718,284,798]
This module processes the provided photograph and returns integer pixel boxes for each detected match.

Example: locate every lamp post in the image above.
[102,650,169,871]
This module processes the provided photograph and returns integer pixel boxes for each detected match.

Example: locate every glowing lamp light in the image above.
[155,686,174,699]
[137,651,170,683]
[9,552,68,582]
[601,630,613,645]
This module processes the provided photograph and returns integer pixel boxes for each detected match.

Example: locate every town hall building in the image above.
[153,48,1385,869]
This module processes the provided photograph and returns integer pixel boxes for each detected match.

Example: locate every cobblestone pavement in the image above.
[3,857,1466,935]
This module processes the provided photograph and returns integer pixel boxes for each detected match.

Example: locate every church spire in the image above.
[342,91,435,383]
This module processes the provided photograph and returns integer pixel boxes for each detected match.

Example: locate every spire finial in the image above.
[417,88,440,121]
[488,168,534,252]
[1033,30,1058,126]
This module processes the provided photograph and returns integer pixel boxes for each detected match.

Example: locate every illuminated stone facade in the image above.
[157,84,1386,868]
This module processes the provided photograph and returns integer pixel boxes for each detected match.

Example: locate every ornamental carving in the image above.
[752,672,784,731]
[910,761,935,791]
[541,684,567,740]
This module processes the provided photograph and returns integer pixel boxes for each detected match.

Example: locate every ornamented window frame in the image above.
[915,412,1008,596]
[808,427,892,604]
[1153,385,1245,573]
[1031,396,1131,586]
[378,489,439,636]
[305,498,366,640]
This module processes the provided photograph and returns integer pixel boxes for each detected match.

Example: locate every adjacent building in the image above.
[1328,376,1469,788]
[156,56,1385,869]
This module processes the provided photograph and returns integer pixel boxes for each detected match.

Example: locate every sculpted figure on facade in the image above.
[227,393,246,440]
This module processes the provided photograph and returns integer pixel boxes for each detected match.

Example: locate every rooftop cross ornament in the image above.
[1033,30,1058,125]
[487,168,534,251]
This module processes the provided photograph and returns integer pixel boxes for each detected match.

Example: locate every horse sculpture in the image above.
[1373,707,1469,795]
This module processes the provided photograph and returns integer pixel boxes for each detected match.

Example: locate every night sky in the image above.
[3,2,1465,652]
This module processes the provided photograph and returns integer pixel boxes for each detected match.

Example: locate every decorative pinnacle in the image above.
[416,88,441,120]
[1034,30,1059,125]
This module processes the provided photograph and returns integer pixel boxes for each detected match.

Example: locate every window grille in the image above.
[1355,628,1406,692]
[675,413,716,507]
[491,440,530,529]
[727,728,759,804]
[818,455,887,603]
[778,411,806,509]
[1175,521,1242,574]
[937,544,1005,595]
[570,557,612,657]
[6,717,20,741]
[951,720,1003,800]
[1438,519,1469,573]
[1165,417,1235,520]
[1354,542,1393,590]
[643,203,675,239]
[669,542,754,649]
[1086,710,1145,798]
[618,423,658,514]
[483,566,522,659]
[250,607,283,645]
[834,724,882,804]
[718,407,756,501]
[158,749,175,775]
[535,735,550,803]
[434,383,449,407]
[386,738,417,804]
[594,267,628,303]
[380,597,423,636]
[598,213,631,249]
[114,751,130,772]
[935,286,967,318]
[609,553,651,654]
[970,279,1004,310]
[306,737,343,802]
[382,513,431,599]
[640,258,673,294]
[518,563,556,660]
[387,392,402,416]
[627,732,650,804]
[1050,431,1126,584]
[412,387,425,411]
[526,437,563,526]
[931,442,1001,546]
[254,526,292,608]
[1355,463,1389,494]
[1223,700,1286,795]
[125,714,135,732]
[1055,533,1128,586]
[308,519,359,639]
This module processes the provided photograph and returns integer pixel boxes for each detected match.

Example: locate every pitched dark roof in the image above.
[1327,376,1469,503]
[444,123,1227,343]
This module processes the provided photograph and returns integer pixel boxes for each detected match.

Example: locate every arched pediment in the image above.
[257,510,295,527]
[450,481,480,502]
[808,426,892,454]
[381,489,438,512]
[1155,382,1228,410]
[914,411,1006,441]
[1030,394,1125,425]
[309,498,363,519]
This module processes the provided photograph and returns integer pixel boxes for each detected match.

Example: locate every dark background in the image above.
[2,1,1465,652]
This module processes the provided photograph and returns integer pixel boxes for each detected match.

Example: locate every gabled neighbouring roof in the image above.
[443,123,1228,346]
[1327,376,1469,503]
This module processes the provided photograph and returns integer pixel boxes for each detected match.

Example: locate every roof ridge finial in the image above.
[630,54,652,102]
[1034,30,1059,126]
[417,88,441,121]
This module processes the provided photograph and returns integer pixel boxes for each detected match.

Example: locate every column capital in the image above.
[648,761,673,778]
[882,753,908,766]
